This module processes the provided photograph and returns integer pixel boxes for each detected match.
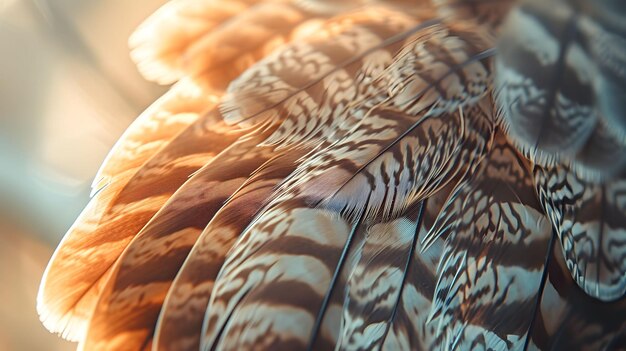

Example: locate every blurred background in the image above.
[0,1,168,349]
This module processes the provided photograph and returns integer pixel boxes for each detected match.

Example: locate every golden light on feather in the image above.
[19,0,626,350]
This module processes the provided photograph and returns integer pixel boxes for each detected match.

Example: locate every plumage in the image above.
[425,132,553,350]
[130,0,327,90]
[495,0,626,180]
[81,129,277,350]
[154,148,307,351]
[335,201,425,351]
[526,238,626,350]
[37,81,224,342]
[38,0,626,350]
[534,163,626,301]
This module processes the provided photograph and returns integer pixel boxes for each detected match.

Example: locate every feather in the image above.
[380,185,453,351]
[568,116,626,181]
[218,6,429,135]
[534,163,626,301]
[495,0,626,180]
[36,85,226,342]
[200,16,498,351]
[89,80,214,194]
[80,128,276,350]
[204,206,361,350]
[148,12,417,337]
[334,180,468,351]
[129,0,254,85]
[284,23,496,221]
[304,209,371,351]
[102,12,414,342]
[424,132,554,350]
[306,182,454,350]
[198,9,426,348]
[39,0,327,338]
[335,201,425,351]
[153,147,311,351]
[171,9,432,350]
[38,1,626,350]
[130,0,329,90]
[526,238,626,350]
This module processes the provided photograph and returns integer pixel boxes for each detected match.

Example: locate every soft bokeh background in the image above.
[0,1,168,349]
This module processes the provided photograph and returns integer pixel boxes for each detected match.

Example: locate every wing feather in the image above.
[200,15,497,351]
[130,0,332,90]
[154,147,310,351]
[282,23,495,221]
[80,129,276,350]
[526,238,626,350]
[495,0,626,179]
[336,201,425,351]
[424,132,554,350]
[39,1,626,349]
[534,163,626,301]
[37,89,227,342]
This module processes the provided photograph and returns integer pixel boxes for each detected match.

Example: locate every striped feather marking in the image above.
[37,97,227,342]
[154,148,310,351]
[424,132,553,350]
[495,0,626,179]
[81,130,275,350]
[535,163,626,301]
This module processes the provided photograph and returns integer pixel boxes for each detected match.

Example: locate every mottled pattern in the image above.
[495,0,626,179]
[425,133,553,350]
[37,1,626,350]
[535,164,626,301]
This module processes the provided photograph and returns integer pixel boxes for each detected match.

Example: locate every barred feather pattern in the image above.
[37,86,226,342]
[202,205,357,350]
[495,0,626,180]
[201,18,498,351]
[37,0,626,350]
[218,7,430,140]
[81,129,279,350]
[424,133,554,350]
[379,186,455,351]
[154,148,311,351]
[277,22,496,221]
[197,12,426,349]
[534,163,626,301]
[335,201,426,351]
[161,12,434,350]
